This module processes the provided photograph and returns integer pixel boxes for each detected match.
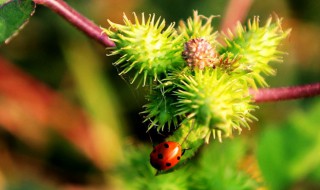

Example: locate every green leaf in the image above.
[0,0,35,44]
[114,144,189,190]
[257,100,320,190]
[257,126,291,190]
[114,138,261,190]
[189,138,261,190]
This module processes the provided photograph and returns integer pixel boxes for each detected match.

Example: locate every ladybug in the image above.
[150,141,185,171]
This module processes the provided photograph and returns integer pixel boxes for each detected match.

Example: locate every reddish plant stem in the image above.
[250,83,320,103]
[220,0,253,32]
[33,0,115,47]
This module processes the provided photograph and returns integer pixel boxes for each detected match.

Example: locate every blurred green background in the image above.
[0,0,319,189]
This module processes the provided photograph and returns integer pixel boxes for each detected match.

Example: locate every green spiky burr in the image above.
[103,13,185,87]
[173,68,257,141]
[219,16,291,87]
[178,10,218,43]
[105,11,290,146]
[141,83,179,132]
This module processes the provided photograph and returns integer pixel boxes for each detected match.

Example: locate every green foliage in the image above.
[104,11,290,171]
[114,138,261,190]
[257,100,320,190]
[0,0,35,44]
[113,144,189,190]
[189,138,261,190]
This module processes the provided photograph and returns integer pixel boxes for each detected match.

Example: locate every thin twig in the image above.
[33,0,115,47]
[250,83,320,103]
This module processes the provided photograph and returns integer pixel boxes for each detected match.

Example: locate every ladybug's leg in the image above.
[147,132,155,148]
[181,148,191,156]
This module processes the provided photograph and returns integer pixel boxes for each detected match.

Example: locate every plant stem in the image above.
[250,83,320,103]
[33,0,115,47]
[220,0,253,32]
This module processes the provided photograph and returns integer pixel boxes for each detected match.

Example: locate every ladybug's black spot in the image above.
[177,156,181,160]
[166,162,171,167]
[150,160,161,170]
[158,153,163,159]
[164,143,169,148]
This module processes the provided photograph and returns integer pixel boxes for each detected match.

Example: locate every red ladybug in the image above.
[150,141,185,171]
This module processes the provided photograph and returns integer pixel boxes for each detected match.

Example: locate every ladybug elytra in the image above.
[150,141,185,171]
